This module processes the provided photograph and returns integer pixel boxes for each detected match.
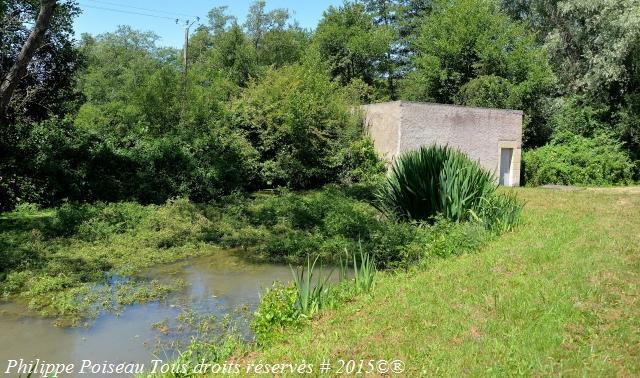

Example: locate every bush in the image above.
[376,145,496,222]
[337,138,386,186]
[139,198,213,248]
[252,282,300,345]
[76,202,150,241]
[47,202,103,237]
[229,64,362,189]
[523,133,634,186]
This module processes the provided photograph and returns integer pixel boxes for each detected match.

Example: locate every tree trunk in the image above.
[0,0,57,116]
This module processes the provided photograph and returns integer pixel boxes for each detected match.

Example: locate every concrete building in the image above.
[362,101,523,187]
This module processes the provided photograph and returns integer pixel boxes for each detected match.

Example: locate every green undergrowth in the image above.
[1,183,507,324]
[142,188,520,375]
[0,198,217,324]
[205,184,499,268]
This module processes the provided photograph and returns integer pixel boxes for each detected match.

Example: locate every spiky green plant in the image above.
[376,145,497,223]
[352,243,376,293]
[470,192,525,232]
[290,255,333,318]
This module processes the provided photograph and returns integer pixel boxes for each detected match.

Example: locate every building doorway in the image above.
[500,148,513,186]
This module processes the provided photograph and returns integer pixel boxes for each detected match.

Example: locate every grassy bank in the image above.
[252,187,640,376]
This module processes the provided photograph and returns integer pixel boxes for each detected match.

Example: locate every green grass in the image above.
[252,187,640,376]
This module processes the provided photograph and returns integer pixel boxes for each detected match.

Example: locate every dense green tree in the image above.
[0,0,83,123]
[229,63,362,188]
[501,0,640,159]
[74,27,182,140]
[243,0,308,67]
[1,0,84,210]
[314,2,395,100]
[402,0,554,146]
[71,27,258,205]
[207,6,237,36]
[362,0,434,96]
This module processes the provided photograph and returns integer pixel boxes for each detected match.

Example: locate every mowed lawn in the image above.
[256,188,640,376]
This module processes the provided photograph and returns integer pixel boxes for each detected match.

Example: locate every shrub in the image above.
[47,202,102,237]
[229,64,361,189]
[252,282,299,345]
[523,133,634,186]
[337,138,386,186]
[76,202,150,241]
[140,197,213,248]
[376,145,496,222]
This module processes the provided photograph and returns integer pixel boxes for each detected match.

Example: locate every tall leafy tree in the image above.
[243,1,308,67]
[75,27,182,140]
[0,0,82,123]
[501,0,640,158]
[1,0,83,210]
[314,2,395,100]
[402,0,554,146]
[363,0,434,96]
[229,63,361,188]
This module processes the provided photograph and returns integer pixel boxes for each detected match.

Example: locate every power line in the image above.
[82,0,199,19]
[78,4,187,22]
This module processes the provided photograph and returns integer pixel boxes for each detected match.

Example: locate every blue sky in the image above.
[73,0,343,48]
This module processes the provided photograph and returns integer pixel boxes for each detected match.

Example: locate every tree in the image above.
[501,0,640,158]
[74,27,182,140]
[229,63,361,188]
[314,2,395,100]
[0,0,56,116]
[207,6,237,36]
[402,0,554,146]
[243,1,307,67]
[1,0,83,210]
[0,0,82,123]
[208,23,258,88]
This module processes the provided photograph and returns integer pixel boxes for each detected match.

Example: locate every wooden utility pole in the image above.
[0,0,57,117]
[181,18,199,76]
[179,18,198,118]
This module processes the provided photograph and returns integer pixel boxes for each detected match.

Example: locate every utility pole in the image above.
[177,17,198,119]
[180,18,199,77]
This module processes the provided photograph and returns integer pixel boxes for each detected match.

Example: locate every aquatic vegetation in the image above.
[0,198,218,323]
[0,183,522,325]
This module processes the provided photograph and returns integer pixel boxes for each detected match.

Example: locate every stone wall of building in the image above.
[363,101,523,186]
[362,101,401,161]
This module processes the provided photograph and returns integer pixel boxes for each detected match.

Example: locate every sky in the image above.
[73,0,343,48]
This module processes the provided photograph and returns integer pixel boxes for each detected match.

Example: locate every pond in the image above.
[0,250,325,376]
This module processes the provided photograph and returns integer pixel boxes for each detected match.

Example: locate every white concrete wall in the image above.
[363,101,523,186]
[362,101,401,162]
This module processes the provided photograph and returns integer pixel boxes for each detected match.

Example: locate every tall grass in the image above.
[376,144,522,230]
[352,243,376,293]
[290,255,333,318]
[470,192,524,232]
